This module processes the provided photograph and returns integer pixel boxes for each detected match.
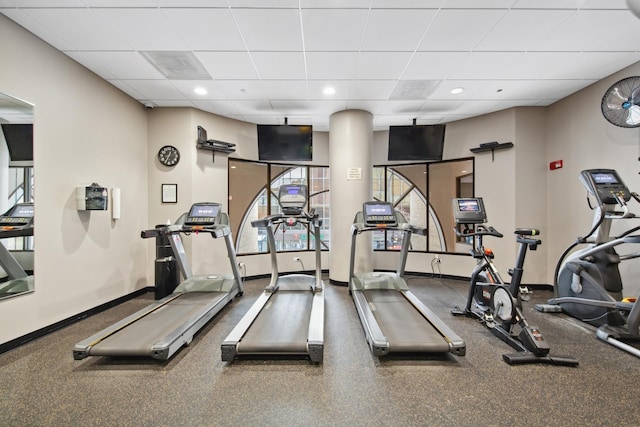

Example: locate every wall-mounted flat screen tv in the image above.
[257,125,313,161]
[1,123,33,161]
[387,124,445,161]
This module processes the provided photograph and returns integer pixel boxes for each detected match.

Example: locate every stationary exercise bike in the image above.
[536,169,640,358]
[452,198,579,366]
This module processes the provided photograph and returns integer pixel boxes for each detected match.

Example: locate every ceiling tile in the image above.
[419,9,507,51]
[306,52,358,80]
[371,0,443,8]
[67,51,164,80]
[232,9,303,51]
[261,81,309,100]
[195,52,258,80]
[3,1,639,128]
[356,52,413,79]
[349,81,398,100]
[171,80,226,100]
[301,9,368,51]
[92,8,189,50]
[476,9,575,51]
[120,79,188,99]
[528,10,640,52]
[449,52,524,79]
[227,0,298,7]
[429,80,489,99]
[442,0,517,8]
[215,81,267,100]
[512,0,590,8]
[346,100,389,114]
[307,81,352,100]
[106,80,146,100]
[401,52,470,80]
[251,52,306,80]
[361,9,438,51]
[5,0,85,5]
[163,8,246,51]
[17,8,131,50]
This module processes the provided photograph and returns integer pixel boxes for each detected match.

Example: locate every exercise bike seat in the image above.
[515,228,540,236]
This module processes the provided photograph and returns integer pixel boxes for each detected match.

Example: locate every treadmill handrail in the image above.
[141,223,231,239]
[351,222,425,236]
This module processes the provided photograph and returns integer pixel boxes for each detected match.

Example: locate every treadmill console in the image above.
[184,202,221,226]
[363,201,397,227]
[0,203,34,229]
[579,169,631,205]
[278,185,307,215]
[452,198,487,224]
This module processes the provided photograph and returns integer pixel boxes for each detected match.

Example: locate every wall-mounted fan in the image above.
[601,76,640,128]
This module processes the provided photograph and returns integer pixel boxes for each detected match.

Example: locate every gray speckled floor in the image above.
[1,275,639,427]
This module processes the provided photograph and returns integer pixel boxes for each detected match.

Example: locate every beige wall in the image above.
[0,15,149,344]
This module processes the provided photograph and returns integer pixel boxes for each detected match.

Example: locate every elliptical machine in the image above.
[536,169,640,358]
[452,197,578,366]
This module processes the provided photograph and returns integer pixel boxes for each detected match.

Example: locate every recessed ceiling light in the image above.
[194,87,208,95]
[323,86,336,96]
[450,87,464,95]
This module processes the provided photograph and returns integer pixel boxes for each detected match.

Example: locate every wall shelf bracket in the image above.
[470,141,513,162]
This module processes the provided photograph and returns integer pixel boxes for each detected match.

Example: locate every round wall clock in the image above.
[158,145,180,166]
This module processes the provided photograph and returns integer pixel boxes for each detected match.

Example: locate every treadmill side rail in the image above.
[352,289,390,356]
[307,287,325,363]
[402,290,467,356]
[221,291,273,362]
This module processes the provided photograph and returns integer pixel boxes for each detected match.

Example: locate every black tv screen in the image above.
[388,124,445,161]
[1,124,33,161]
[257,125,313,161]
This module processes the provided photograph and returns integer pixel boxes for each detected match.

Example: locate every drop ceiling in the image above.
[2,0,640,130]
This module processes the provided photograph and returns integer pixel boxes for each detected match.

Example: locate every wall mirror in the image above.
[0,92,34,301]
[373,157,474,254]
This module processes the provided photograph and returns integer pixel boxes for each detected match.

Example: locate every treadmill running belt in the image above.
[365,289,450,353]
[236,291,313,353]
[90,292,227,356]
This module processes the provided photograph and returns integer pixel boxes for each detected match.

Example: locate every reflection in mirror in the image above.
[0,92,34,301]
[374,158,473,254]
[427,159,473,253]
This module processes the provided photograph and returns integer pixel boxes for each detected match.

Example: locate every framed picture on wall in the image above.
[161,183,177,204]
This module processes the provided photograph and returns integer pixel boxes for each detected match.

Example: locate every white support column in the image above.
[329,110,373,284]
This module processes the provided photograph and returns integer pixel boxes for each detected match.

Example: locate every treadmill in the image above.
[0,203,35,296]
[349,201,466,357]
[73,202,244,360]
[221,185,324,363]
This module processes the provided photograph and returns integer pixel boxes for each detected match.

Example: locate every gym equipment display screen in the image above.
[257,125,313,161]
[452,198,487,224]
[388,124,445,161]
[186,203,220,225]
[591,171,619,185]
[363,202,397,226]
[11,204,34,217]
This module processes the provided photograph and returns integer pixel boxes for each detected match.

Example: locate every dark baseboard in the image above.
[0,286,153,356]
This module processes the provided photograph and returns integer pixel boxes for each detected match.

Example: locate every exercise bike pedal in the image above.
[482,313,496,328]
[518,286,532,302]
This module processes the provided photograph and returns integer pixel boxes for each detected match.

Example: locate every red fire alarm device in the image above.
[550,160,563,170]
